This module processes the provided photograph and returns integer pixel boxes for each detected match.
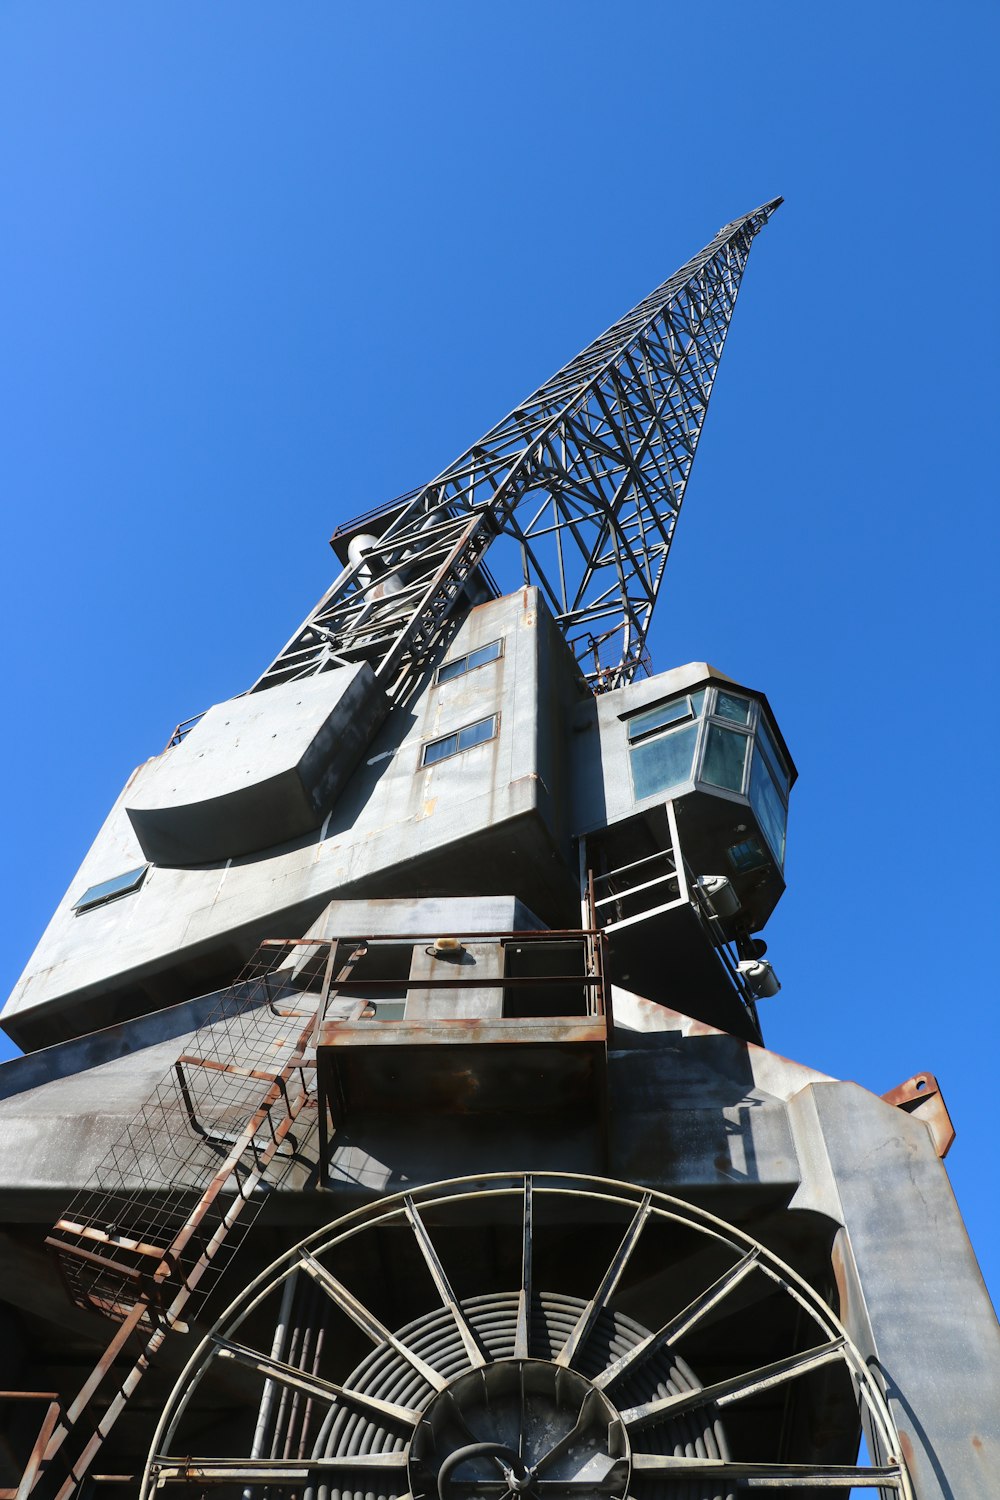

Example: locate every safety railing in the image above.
[584,807,761,1038]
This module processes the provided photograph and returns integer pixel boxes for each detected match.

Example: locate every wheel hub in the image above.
[410,1359,630,1499]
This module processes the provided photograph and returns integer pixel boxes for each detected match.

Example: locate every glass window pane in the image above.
[73,866,147,912]
[714,690,751,725]
[727,836,768,873]
[701,723,749,792]
[690,689,706,716]
[749,748,787,865]
[437,639,502,683]
[468,640,502,670]
[457,716,496,750]
[627,696,693,741]
[423,733,458,765]
[437,655,468,684]
[756,717,790,794]
[630,723,698,800]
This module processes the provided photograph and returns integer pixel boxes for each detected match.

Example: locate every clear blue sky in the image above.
[2,3,997,1308]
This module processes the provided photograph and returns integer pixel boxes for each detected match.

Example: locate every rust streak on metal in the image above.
[318,1017,607,1048]
[882,1071,956,1158]
[3,1394,63,1500]
[261,928,603,945]
[175,1055,299,1084]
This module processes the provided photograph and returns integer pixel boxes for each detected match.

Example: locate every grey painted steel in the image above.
[786,1081,1000,1499]
[126,664,387,865]
[0,204,994,1500]
[0,916,995,1496]
[3,593,578,1046]
[2,593,789,1048]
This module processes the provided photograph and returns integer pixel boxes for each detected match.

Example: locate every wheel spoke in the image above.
[446,1483,623,1497]
[535,1476,626,1495]
[404,1194,489,1368]
[620,1337,849,1429]
[533,1387,602,1473]
[439,1385,491,1447]
[593,1245,760,1390]
[555,1194,652,1368]
[514,1176,533,1359]
[536,1482,620,1494]
[442,1486,510,1496]
[299,1249,447,1390]
[149,1453,410,1486]
[211,1334,420,1427]
[629,1454,903,1487]
[141,1177,910,1500]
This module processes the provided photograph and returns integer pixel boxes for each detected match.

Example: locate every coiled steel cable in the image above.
[303,1290,731,1500]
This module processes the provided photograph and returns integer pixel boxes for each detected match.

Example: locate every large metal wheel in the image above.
[141,1174,910,1497]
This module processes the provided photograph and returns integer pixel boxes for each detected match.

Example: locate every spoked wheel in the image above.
[142,1174,910,1497]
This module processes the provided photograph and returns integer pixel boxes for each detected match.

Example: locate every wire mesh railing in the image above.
[45,937,360,1330]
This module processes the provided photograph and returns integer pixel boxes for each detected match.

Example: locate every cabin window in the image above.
[727,835,769,873]
[436,639,503,684]
[626,690,705,743]
[714,689,752,725]
[630,723,699,800]
[756,716,791,797]
[422,715,498,766]
[749,747,788,864]
[627,691,705,799]
[701,723,750,793]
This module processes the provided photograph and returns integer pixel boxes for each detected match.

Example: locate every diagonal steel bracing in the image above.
[256,198,781,697]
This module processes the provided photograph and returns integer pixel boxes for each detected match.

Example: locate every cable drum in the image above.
[141,1174,910,1500]
[305,1291,731,1500]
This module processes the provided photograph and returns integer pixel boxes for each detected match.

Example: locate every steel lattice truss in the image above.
[256,198,781,698]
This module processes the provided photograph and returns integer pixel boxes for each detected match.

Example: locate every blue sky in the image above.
[1,1,997,1312]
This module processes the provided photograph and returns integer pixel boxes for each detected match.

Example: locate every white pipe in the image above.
[242,1269,298,1498]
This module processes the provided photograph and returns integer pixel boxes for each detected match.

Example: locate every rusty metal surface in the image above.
[318,1015,607,1048]
[0,1393,61,1500]
[882,1070,956,1159]
[26,917,611,1495]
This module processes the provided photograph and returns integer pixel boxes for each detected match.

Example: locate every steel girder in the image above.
[255,199,781,698]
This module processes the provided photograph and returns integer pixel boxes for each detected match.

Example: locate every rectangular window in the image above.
[702,723,749,792]
[756,716,790,796]
[630,722,699,800]
[626,690,705,743]
[749,747,787,865]
[422,715,498,766]
[436,638,502,684]
[73,865,148,914]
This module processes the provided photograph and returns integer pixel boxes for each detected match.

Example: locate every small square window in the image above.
[727,837,768,873]
[714,690,752,726]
